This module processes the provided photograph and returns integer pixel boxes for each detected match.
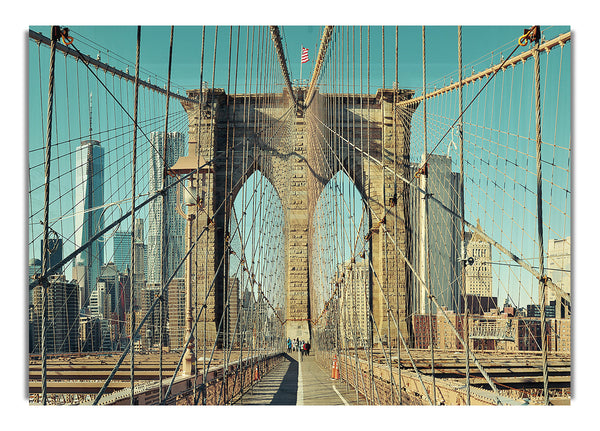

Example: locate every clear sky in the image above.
[27,23,572,302]
[29,24,570,92]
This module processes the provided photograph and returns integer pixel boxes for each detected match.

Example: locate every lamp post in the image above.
[169,144,211,376]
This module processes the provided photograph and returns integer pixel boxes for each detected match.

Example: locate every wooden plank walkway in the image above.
[234,352,365,406]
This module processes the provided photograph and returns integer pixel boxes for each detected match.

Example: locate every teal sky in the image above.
[29,25,570,93]
[27,24,571,307]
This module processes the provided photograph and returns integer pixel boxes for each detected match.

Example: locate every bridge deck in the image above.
[235,352,365,406]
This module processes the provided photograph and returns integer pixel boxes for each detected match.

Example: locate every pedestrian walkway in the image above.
[235,351,365,406]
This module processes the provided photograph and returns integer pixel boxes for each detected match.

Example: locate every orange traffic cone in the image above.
[331,355,340,380]
[254,365,260,381]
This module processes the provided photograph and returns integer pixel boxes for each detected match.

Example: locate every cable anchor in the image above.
[388,194,397,208]
[518,25,541,46]
[414,163,428,178]
[52,26,74,45]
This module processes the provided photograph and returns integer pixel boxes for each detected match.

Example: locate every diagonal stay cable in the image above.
[30,97,292,290]
[307,110,567,304]
[55,36,185,182]
[411,26,538,181]
[308,109,434,404]
[94,133,285,404]
[93,222,210,405]
[308,107,504,404]
[161,245,226,404]
[93,152,253,404]
[29,166,195,289]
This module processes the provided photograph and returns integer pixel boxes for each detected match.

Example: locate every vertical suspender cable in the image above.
[41,25,59,406]
[533,34,549,406]
[366,26,375,405]
[129,26,141,406]
[352,26,361,404]
[197,24,206,405]
[221,26,233,402]
[159,25,174,404]
[394,24,402,405]
[458,25,470,405]
[422,25,437,406]
[381,25,394,403]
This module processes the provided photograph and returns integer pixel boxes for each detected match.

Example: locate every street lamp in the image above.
[168,143,212,376]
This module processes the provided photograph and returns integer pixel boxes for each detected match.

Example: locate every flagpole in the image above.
[300,46,303,86]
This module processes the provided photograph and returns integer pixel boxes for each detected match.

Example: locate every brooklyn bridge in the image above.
[26,24,571,411]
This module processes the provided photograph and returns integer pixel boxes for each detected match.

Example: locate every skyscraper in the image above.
[113,231,131,274]
[547,237,571,317]
[465,220,493,297]
[29,274,79,354]
[74,139,105,301]
[147,131,186,285]
[132,218,146,310]
[338,259,370,347]
[40,238,63,274]
[410,155,462,314]
[167,278,186,349]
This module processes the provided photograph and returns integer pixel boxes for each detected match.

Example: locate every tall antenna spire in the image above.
[89,92,93,140]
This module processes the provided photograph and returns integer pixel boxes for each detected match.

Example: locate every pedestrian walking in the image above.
[305,341,311,356]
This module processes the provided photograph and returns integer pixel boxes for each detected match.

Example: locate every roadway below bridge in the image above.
[235,351,365,405]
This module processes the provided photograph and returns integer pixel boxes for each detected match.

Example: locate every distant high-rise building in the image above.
[28,258,42,281]
[90,276,116,351]
[79,315,102,352]
[166,278,185,349]
[465,220,493,297]
[338,259,370,347]
[29,274,79,354]
[97,263,120,315]
[132,218,146,310]
[547,237,571,317]
[74,140,105,300]
[97,262,128,348]
[410,154,462,314]
[147,131,186,285]
[40,238,63,274]
[90,281,110,319]
[139,283,163,349]
[113,231,131,274]
[227,277,240,346]
[29,258,42,305]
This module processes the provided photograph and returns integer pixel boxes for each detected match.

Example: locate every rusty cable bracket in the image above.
[51,26,74,45]
[388,194,397,208]
[414,163,428,178]
[519,25,541,46]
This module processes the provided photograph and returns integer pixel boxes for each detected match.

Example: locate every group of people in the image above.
[287,337,310,356]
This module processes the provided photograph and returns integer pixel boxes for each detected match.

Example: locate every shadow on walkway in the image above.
[269,353,298,405]
[236,353,298,405]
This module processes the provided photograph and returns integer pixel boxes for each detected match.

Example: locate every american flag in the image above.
[301,47,309,64]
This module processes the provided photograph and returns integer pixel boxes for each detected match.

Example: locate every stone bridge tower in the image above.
[180,86,417,348]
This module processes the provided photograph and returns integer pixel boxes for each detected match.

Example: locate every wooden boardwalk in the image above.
[234,352,365,406]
